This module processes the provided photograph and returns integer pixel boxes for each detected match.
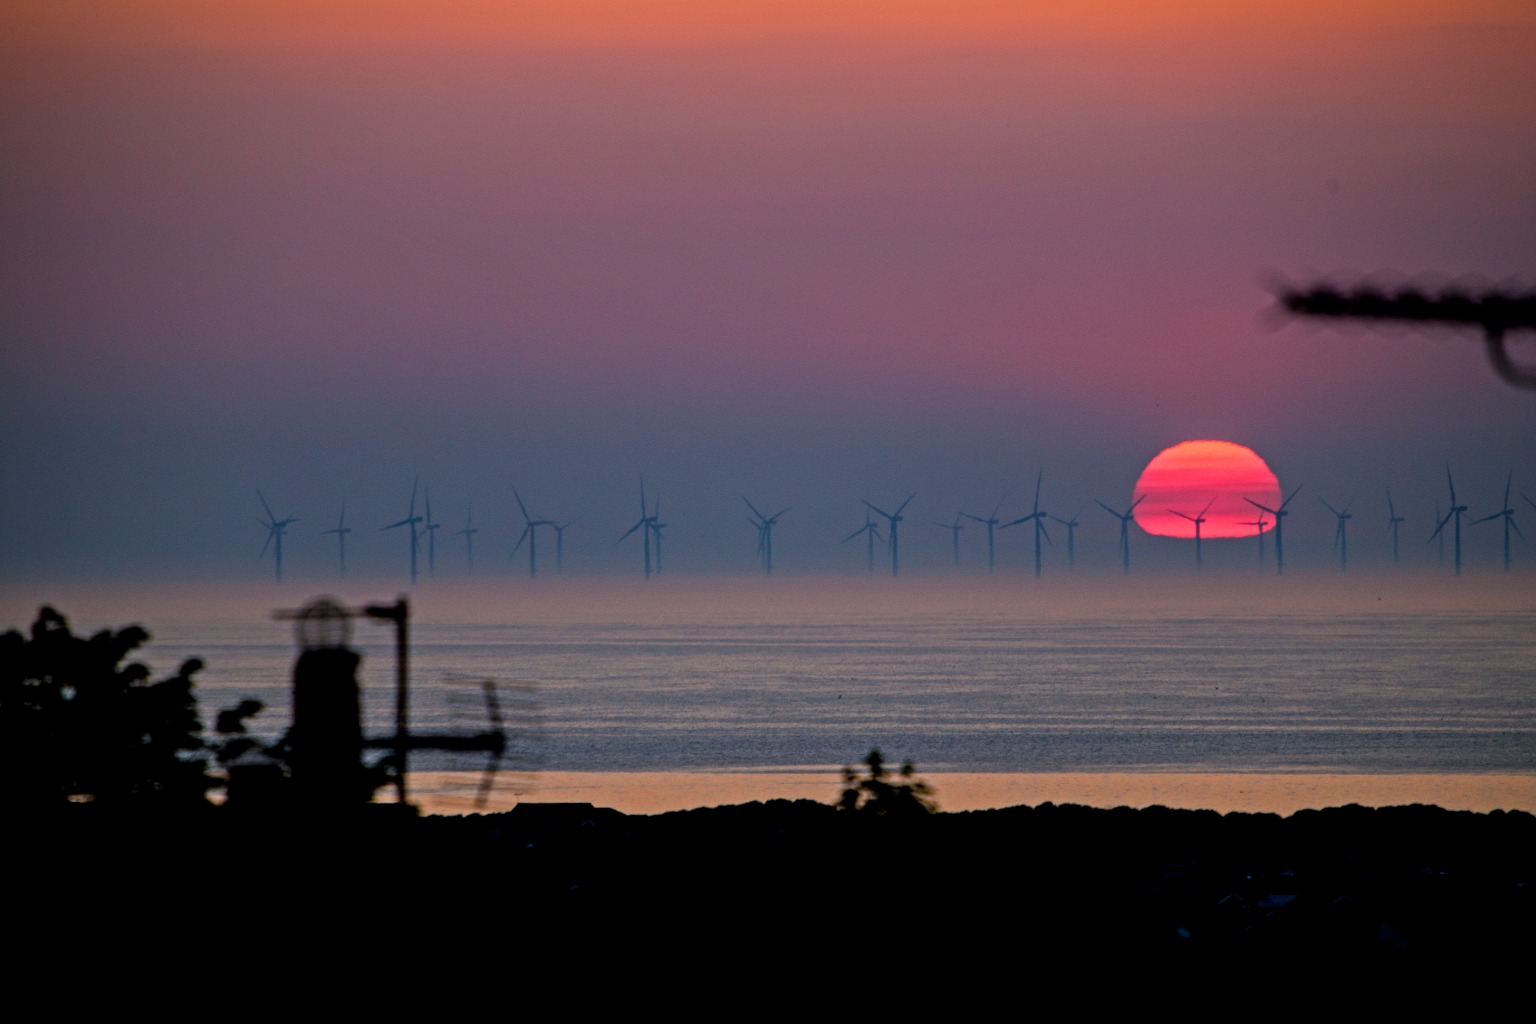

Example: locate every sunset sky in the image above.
[3,1,1534,579]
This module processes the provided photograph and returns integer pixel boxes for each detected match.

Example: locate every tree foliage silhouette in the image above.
[838,748,937,817]
[1,607,211,807]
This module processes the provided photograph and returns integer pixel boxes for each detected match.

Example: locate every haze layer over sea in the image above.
[4,573,1532,815]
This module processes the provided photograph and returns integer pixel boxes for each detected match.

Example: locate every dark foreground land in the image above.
[20,799,1535,971]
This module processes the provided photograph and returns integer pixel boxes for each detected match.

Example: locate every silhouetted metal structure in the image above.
[272,596,506,808]
[1275,282,1536,389]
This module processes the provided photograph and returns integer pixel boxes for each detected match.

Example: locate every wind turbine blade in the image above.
[743,496,765,519]
[991,497,1005,518]
[1471,512,1502,525]
[1320,497,1339,516]
[772,507,791,520]
[1198,497,1216,518]
[259,530,273,559]
[1503,470,1513,508]
[1169,510,1196,522]
[1032,471,1042,511]
[895,493,916,515]
[864,500,892,519]
[1244,497,1278,515]
[1094,499,1121,519]
[1279,484,1303,510]
[514,489,531,523]
[1129,494,1147,512]
[1445,466,1457,506]
[1512,519,1525,540]
[618,519,645,543]
[256,490,276,523]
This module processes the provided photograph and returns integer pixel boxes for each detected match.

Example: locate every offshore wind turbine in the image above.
[1049,508,1083,568]
[1472,471,1522,571]
[1244,484,1303,576]
[321,501,351,577]
[1095,494,1146,574]
[1320,497,1353,571]
[649,494,667,573]
[1168,498,1216,569]
[1386,490,1405,567]
[257,490,299,583]
[934,515,964,568]
[512,489,554,578]
[961,498,1005,572]
[1003,472,1051,579]
[551,517,576,573]
[744,498,790,575]
[422,490,441,578]
[1428,467,1469,575]
[382,478,423,585]
[1240,511,1269,566]
[842,510,883,573]
[617,479,656,579]
[456,505,479,575]
[863,494,915,577]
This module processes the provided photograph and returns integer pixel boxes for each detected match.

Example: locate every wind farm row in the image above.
[254,467,1531,583]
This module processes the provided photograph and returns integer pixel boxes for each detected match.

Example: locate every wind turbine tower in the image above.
[422,490,442,578]
[1050,508,1083,568]
[382,479,424,585]
[456,505,480,575]
[512,489,555,578]
[745,498,790,575]
[863,494,915,577]
[1428,468,1469,575]
[650,497,668,573]
[1240,511,1269,566]
[934,515,964,568]
[843,510,883,573]
[322,501,351,577]
[962,499,1005,573]
[1169,498,1216,569]
[1096,494,1146,574]
[618,479,657,579]
[1320,497,1353,571]
[1472,471,1522,571]
[1244,484,1303,576]
[552,518,576,573]
[257,490,300,583]
[1003,473,1051,579]
[1386,490,1405,567]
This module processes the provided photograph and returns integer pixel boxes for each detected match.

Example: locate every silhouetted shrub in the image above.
[838,748,937,817]
[0,607,211,808]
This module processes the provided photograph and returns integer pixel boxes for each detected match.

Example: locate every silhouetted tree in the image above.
[0,607,211,808]
[838,748,937,817]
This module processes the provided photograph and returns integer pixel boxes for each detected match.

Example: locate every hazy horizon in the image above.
[3,2,1533,584]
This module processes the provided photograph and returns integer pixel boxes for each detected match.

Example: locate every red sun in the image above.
[1132,440,1282,539]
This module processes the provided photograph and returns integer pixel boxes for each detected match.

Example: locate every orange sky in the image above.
[8,0,1528,50]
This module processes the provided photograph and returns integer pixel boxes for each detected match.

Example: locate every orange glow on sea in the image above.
[407,770,1536,817]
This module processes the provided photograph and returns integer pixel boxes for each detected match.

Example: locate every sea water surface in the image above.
[5,573,1533,814]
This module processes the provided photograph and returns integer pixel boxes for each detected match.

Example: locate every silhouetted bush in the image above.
[0,607,211,808]
[838,748,937,816]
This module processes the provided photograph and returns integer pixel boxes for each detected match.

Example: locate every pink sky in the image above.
[2,2,1533,577]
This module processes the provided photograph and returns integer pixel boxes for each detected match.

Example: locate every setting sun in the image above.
[1132,440,1282,539]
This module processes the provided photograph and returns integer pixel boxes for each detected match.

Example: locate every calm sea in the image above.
[5,573,1533,812]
